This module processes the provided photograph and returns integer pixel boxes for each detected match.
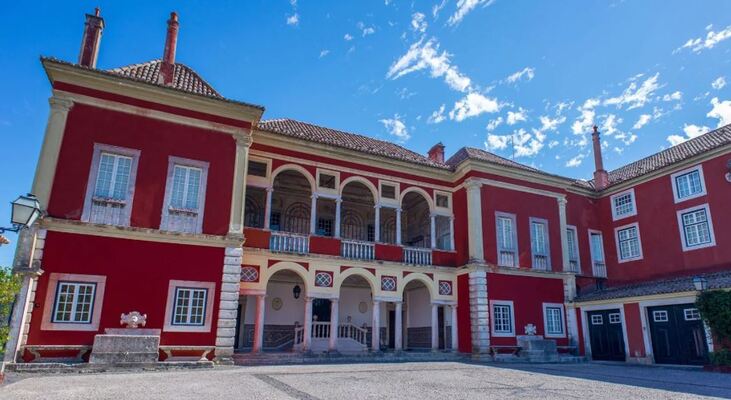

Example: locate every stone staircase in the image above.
[232,350,465,366]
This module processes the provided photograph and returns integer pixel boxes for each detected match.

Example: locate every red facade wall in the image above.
[309,236,341,256]
[48,104,236,235]
[452,188,469,266]
[565,193,601,277]
[27,231,224,347]
[457,273,472,353]
[244,227,271,249]
[375,243,403,262]
[432,250,457,267]
[623,302,646,359]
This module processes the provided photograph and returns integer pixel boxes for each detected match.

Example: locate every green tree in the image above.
[0,267,21,353]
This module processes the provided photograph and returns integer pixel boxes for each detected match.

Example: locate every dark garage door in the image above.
[587,309,626,361]
[648,304,708,365]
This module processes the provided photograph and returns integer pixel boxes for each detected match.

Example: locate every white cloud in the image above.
[485,134,511,151]
[505,67,535,84]
[319,50,330,58]
[565,154,585,168]
[633,114,652,130]
[286,13,299,26]
[604,73,661,110]
[411,12,428,33]
[675,25,731,53]
[387,38,472,92]
[708,97,731,127]
[448,0,495,26]
[667,134,687,146]
[662,91,682,102]
[486,117,503,132]
[539,115,566,132]
[362,27,375,37]
[548,140,559,149]
[600,114,622,137]
[485,128,545,158]
[427,104,446,124]
[666,124,710,146]
[432,0,448,18]
[712,76,727,90]
[379,115,410,141]
[344,33,353,41]
[506,108,527,125]
[571,98,599,135]
[449,92,500,122]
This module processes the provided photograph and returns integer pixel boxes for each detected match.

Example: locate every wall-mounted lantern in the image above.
[692,276,708,291]
[0,194,43,234]
[293,284,302,299]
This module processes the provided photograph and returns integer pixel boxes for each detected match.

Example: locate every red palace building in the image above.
[5,10,731,367]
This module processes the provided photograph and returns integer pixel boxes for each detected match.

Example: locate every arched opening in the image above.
[271,169,312,234]
[402,279,445,351]
[402,191,431,248]
[244,193,264,228]
[341,181,376,241]
[336,274,378,352]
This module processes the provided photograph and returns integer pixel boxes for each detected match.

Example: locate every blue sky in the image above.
[2,0,731,265]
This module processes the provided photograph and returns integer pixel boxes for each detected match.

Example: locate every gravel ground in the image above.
[1,362,729,400]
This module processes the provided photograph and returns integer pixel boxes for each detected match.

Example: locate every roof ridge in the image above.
[108,59,162,72]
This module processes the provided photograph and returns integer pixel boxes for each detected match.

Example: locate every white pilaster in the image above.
[469,268,490,355]
[228,135,252,235]
[32,96,74,209]
[334,197,342,238]
[431,303,439,351]
[309,194,318,235]
[252,294,266,353]
[263,187,273,230]
[464,179,485,263]
[430,213,437,249]
[303,297,313,351]
[449,216,455,251]
[394,301,403,351]
[215,246,243,363]
[372,300,381,351]
[329,299,339,352]
[395,208,402,245]
[451,304,459,351]
[374,205,381,242]
[557,197,571,272]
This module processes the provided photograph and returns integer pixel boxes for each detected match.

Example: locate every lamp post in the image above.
[692,276,708,292]
[0,194,43,234]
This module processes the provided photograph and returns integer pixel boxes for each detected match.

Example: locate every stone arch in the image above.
[399,186,434,211]
[264,261,311,293]
[339,176,378,201]
[271,163,316,193]
[333,268,378,293]
[400,273,435,299]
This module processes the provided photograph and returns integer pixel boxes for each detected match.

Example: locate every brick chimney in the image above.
[427,142,445,163]
[159,12,179,86]
[592,126,609,190]
[78,8,104,68]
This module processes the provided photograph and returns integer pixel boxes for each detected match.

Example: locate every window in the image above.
[318,173,336,189]
[589,231,606,277]
[317,218,333,237]
[591,315,603,325]
[615,223,642,262]
[496,212,518,267]
[436,193,449,208]
[653,310,668,322]
[677,204,716,251]
[82,144,140,226]
[163,280,215,332]
[609,313,621,324]
[672,165,706,203]
[610,189,637,220]
[247,160,268,177]
[381,184,396,199]
[530,218,550,270]
[566,226,580,273]
[172,287,208,326]
[52,282,96,323]
[491,301,515,336]
[684,308,701,321]
[161,157,209,234]
[41,273,106,332]
[543,304,565,337]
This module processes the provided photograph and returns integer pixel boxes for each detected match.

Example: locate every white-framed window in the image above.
[82,143,141,226]
[566,225,580,273]
[615,223,643,262]
[316,168,340,193]
[653,310,668,322]
[542,303,565,338]
[610,188,637,220]
[608,313,622,324]
[676,204,716,251]
[671,165,706,203]
[530,218,550,270]
[161,157,209,234]
[245,155,271,188]
[490,300,515,337]
[591,314,603,325]
[41,273,107,332]
[434,191,451,209]
[163,280,216,332]
[684,308,701,321]
[588,230,606,277]
[496,212,518,267]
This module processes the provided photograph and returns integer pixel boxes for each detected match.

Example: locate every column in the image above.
[329,299,339,352]
[228,134,252,235]
[394,301,403,351]
[451,304,459,351]
[303,297,313,351]
[430,214,437,249]
[309,194,318,235]
[464,179,484,263]
[431,303,439,351]
[371,300,381,351]
[252,294,266,353]
[557,197,570,272]
[334,197,342,238]
[449,216,455,251]
[263,187,273,230]
[395,208,402,245]
[468,267,490,356]
[32,96,74,209]
[374,205,381,242]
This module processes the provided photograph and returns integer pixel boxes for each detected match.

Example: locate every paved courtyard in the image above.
[1,362,730,399]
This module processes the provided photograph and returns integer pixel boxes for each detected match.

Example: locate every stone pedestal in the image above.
[89,328,161,364]
[517,335,559,362]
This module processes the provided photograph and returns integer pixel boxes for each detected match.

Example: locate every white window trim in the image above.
[529,217,551,269]
[41,273,106,332]
[671,164,707,204]
[434,190,452,211]
[160,156,210,234]
[588,229,606,275]
[490,300,515,337]
[542,303,566,338]
[676,203,716,251]
[566,225,580,272]
[316,168,340,194]
[495,212,519,267]
[378,180,400,206]
[614,222,643,263]
[81,143,141,226]
[610,188,637,221]
[246,155,271,188]
[163,280,216,333]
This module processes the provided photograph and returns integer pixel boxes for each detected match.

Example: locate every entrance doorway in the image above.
[587,309,626,361]
[312,298,331,322]
[648,304,708,365]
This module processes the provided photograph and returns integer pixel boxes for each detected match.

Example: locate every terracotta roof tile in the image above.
[107,60,222,98]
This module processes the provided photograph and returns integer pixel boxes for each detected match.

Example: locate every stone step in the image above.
[232,351,465,366]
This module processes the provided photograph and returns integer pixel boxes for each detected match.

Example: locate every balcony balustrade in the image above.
[403,247,432,266]
[341,239,375,260]
[269,231,309,254]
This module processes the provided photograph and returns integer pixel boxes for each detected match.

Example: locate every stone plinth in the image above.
[517,335,559,362]
[89,329,161,364]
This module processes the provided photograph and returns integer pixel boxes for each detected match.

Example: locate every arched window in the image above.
[245,194,263,228]
[342,210,366,241]
[284,202,310,234]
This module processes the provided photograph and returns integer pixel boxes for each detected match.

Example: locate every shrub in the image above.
[695,290,731,343]
[0,267,21,352]
[709,349,731,366]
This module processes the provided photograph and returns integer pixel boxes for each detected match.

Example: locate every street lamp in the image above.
[0,194,43,234]
[692,276,708,291]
